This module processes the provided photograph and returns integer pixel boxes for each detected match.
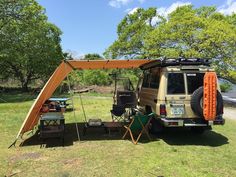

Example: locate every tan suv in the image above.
[137,58,225,133]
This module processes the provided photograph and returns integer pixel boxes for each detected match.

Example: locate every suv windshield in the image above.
[186,73,204,94]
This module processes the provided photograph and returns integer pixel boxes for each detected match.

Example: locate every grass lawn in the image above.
[0,92,236,177]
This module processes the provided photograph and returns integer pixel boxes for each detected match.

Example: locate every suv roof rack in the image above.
[140,58,211,70]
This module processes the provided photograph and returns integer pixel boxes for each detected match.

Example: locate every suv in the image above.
[137,58,225,133]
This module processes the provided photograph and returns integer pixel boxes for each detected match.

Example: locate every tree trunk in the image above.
[21,80,29,92]
[21,71,34,92]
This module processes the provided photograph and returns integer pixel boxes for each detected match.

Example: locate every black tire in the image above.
[145,105,152,114]
[191,86,223,117]
[149,118,164,134]
[216,92,224,115]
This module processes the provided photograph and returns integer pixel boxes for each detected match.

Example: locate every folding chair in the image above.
[122,112,155,144]
[110,104,126,122]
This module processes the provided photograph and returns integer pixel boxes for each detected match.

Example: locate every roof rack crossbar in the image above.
[140,57,211,70]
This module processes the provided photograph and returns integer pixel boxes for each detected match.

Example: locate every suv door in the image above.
[165,72,188,118]
[185,72,205,118]
[139,69,160,112]
[165,72,205,118]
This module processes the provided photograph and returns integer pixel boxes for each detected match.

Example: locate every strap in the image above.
[147,112,156,117]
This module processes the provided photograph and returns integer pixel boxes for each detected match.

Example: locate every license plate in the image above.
[171,106,184,115]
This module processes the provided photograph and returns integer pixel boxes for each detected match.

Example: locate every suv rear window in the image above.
[167,73,185,94]
[186,73,204,94]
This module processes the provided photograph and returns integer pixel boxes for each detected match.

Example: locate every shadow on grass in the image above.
[20,122,132,148]
[0,90,71,103]
[20,123,228,148]
[155,127,229,147]
[0,91,37,103]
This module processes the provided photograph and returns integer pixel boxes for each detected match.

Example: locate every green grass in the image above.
[0,92,236,177]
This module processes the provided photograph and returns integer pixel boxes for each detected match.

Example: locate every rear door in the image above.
[185,72,205,118]
[165,73,188,118]
[165,72,205,118]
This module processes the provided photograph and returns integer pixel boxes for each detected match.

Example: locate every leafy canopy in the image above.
[104,6,236,81]
[0,0,63,90]
[104,8,158,59]
[64,53,112,87]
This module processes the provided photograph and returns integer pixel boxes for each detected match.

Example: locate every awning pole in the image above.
[79,93,87,123]
[65,62,80,141]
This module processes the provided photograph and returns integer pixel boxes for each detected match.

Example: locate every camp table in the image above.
[49,97,70,108]
[40,112,65,144]
[83,120,123,136]
[83,119,106,135]
[103,122,123,136]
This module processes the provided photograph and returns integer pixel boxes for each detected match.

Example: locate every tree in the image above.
[0,0,63,91]
[64,53,112,87]
[145,5,206,58]
[105,6,236,81]
[84,53,103,60]
[104,8,158,59]
[145,6,236,78]
[82,53,112,86]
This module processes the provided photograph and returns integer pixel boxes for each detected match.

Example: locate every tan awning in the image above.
[17,59,151,138]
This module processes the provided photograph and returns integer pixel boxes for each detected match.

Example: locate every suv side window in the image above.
[142,71,150,88]
[167,73,185,94]
[150,71,160,89]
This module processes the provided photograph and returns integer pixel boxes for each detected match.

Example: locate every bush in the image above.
[220,82,232,92]
[62,68,140,88]
[83,70,112,86]
[229,71,236,84]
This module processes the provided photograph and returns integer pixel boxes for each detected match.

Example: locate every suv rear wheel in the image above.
[149,118,164,134]
[145,106,164,134]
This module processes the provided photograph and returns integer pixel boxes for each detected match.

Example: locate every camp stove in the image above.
[88,119,102,126]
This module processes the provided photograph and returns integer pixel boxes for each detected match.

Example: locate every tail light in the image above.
[160,104,166,117]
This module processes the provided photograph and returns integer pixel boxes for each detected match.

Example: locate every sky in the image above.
[37,0,236,58]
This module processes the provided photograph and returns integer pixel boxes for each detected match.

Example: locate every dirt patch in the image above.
[6,152,41,177]
[73,85,114,94]
[61,158,81,169]
[93,85,114,94]
[10,152,41,163]
[224,107,236,120]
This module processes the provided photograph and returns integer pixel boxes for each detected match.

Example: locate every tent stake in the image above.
[8,140,17,149]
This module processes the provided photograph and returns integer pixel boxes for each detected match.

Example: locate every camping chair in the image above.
[122,112,155,144]
[110,104,126,122]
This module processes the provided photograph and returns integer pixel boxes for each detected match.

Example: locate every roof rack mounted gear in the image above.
[140,57,211,70]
